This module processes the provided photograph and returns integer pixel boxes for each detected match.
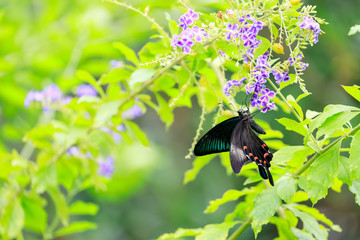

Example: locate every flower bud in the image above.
[290,0,301,5]
[273,43,284,54]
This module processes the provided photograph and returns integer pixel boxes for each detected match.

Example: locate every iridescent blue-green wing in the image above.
[194,117,240,156]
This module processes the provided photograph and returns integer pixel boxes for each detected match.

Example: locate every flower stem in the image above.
[227,218,251,240]
[295,122,360,177]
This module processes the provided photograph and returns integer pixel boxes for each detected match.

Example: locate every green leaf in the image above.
[316,111,359,139]
[155,93,174,129]
[76,70,105,98]
[279,73,296,90]
[296,92,311,102]
[294,204,341,231]
[184,155,214,184]
[298,141,341,204]
[264,0,278,9]
[254,36,271,58]
[168,19,179,36]
[204,188,253,213]
[270,217,296,240]
[348,25,360,36]
[33,162,58,193]
[349,178,360,206]
[338,156,351,184]
[158,228,202,240]
[125,120,150,146]
[55,221,97,237]
[272,146,306,164]
[1,198,24,238]
[77,96,101,104]
[100,68,132,84]
[275,174,297,203]
[291,228,316,240]
[276,118,308,136]
[306,110,320,120]
[69,201,99,215]
[287,95,303,120]
[309,104,359,132]
[287,206,328,240]
[290,191,309,203]
[21,196,47,233]
[129,68,156,88]
[195,222,239,240]
[350,129,360,179]
[342,85,360,101]
[113,42,139,66]
[251,188,281,237]
[48,187,69,226]
[93,100,122,127]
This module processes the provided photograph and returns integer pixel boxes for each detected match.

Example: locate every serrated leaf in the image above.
[309,104,359,132]
[1,198,24,238]
[349,179,360,205]
[93,100,122,128]
[55,221,96,237]
[270,217,296,240]
[69,201,99,215]
[275,174,297,203]
[195,222,239,240]
[125,120,150,146]
[129,68,156,88]
[33,162,57,194]
[184,155,214,184]
[287,206,327,240]
[21,196,47,233]
[204,189,252,213]
[277,118,308,136]
[100,68,132,84]
[316,111,359,139]
[272,146,305,164]
[113,42,139,66]
[158,228,202,240]
[342,85,360,102]
[298,141,341,204]
[48,187,69,226]
[290,191,309,203]
[251,188,281,237]
[155,93,174,129]
[291,228,316,240]
[338,156,351,184]
[350,130,360,179]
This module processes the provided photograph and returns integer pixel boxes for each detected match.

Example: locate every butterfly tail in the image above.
[258,165,268,180]
[265,166,274,186]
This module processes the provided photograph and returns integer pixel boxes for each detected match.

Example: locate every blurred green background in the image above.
[1,0,359,239]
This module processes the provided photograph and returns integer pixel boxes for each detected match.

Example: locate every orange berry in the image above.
[290,0,301,5]
[273,43,284,54]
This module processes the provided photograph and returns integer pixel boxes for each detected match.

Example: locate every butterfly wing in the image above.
[194,117,240,156]
[230,117,274,186]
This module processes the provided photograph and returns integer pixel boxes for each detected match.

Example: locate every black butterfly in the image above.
[194,109,274,186]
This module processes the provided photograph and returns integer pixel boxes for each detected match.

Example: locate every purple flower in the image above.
[225,23,239,40]
[98,156,115,178]
[226,9,234,15]
[43,84,62,102]
[110,60,122,69]
[298,16,321,44]
[178,9,199,29]
[76,84,98,97]
[272,70,290,85]
[24,90,43,108]
[224,77,247,96]
[122,104,143,119]
[67,146,81,156]
[261,101,275,113]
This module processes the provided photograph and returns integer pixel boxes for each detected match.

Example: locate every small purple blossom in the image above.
[298,16,321,44]
[226,9,234,15]
[122,104,143,119]
[272,70,290,85]
[178,9,199,29]
[288,54,309,74]
[110,60,123,69]
[76,84,98,97]
[24,90,43,108]
[223,77,247,96]
[67,146,81,156]
[225,23,239,40]
[98,156,115,178]
[43,84,62,102]
[24,84,64,111]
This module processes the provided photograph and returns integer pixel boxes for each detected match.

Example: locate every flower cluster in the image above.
[223,78,246,97]
[289,53,309,74]
[171,10,208,54]
[298,16,321,44]
[224,14,263,63]
[100,124,125,143]
[98,156,115,178]
[24,84,69,111]
[245,52,276,112]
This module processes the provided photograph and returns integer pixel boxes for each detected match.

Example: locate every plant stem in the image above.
[105,0,170,40]
[227,218,251,240]
[295,122,360,177]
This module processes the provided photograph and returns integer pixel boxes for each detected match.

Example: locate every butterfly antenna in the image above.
[251,109,261,117]
[229,102,237,112]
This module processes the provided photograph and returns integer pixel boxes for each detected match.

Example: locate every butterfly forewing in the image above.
[194,117,240,156]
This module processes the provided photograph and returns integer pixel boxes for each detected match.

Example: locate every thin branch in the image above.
[105,0,170,40]
[227,218,251,240]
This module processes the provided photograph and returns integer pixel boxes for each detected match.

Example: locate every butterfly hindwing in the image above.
[194,117,240,156]
[229,119,250,174]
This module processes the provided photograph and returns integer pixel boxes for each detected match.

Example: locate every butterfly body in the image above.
[194,110,274,186]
